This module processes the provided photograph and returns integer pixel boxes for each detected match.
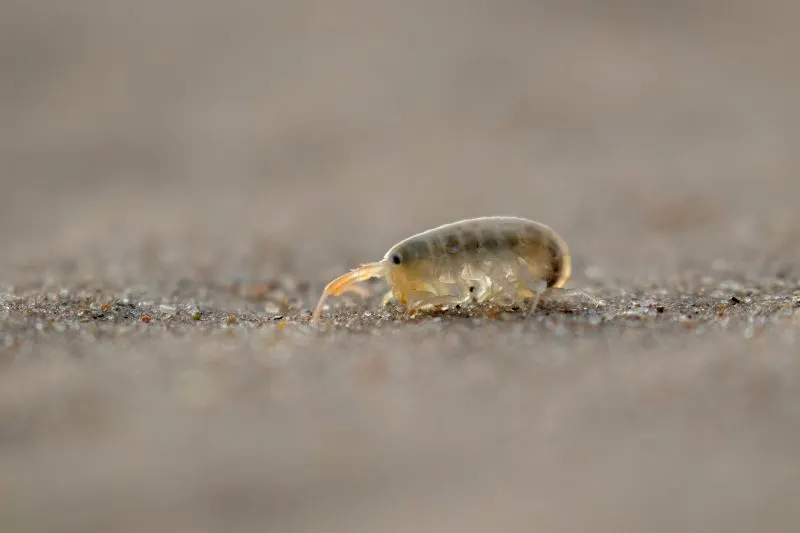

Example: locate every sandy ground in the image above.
[3,1,800,532]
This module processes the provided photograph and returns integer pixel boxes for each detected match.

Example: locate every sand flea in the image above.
[311,216,588,325]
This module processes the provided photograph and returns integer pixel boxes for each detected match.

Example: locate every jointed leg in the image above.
[381,290,395,306]
[524,279,548,312]
[515,259,549,312]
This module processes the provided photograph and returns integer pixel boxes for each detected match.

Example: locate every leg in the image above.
[381,290,395,306]
[515,258,549,312]
[525,279,548,312]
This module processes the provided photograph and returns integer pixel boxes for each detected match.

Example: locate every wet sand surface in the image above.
[3,1,800,531]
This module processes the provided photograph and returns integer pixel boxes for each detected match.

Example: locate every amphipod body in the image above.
[311,216,572,325]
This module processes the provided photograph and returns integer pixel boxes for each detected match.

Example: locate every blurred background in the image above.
[3,0,800,287]
[3,1,800,532]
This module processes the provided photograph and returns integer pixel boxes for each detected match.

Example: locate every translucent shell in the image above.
[311,216,572,325]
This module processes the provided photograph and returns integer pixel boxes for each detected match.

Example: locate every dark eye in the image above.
[391,254,402,265]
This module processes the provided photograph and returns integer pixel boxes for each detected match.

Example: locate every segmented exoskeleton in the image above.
[311,216,579,324]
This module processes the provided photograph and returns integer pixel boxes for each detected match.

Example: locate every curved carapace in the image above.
[311,216,572,325]
[385,216,571,289]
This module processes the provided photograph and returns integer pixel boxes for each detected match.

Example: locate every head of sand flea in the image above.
[310,216,588,326]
